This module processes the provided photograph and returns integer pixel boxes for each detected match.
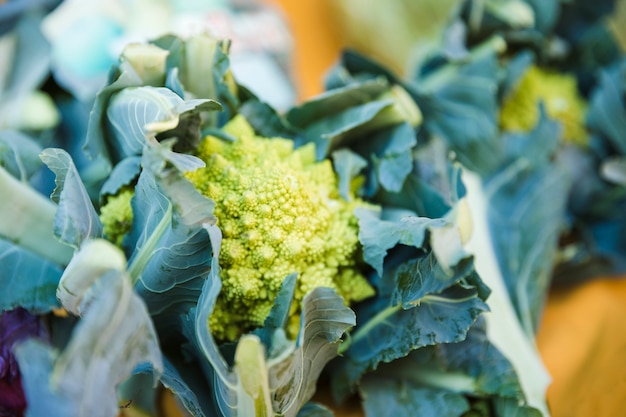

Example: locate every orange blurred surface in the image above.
[261,0,345,101]
[537,278,626,417]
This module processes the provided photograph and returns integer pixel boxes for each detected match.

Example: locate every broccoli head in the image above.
[499,65,588,146]
[185,115,374,341]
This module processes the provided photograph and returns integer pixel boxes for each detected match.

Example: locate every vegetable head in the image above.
[100,188,134,247]
[185,116,375,341]
[499,65,588,146]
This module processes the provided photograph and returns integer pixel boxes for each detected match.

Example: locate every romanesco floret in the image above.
[100,188,134,247]
[499,65,588,146]
[185,115,375,341]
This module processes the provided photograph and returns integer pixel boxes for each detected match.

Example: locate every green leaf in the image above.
[99,156,142,199]
[0,237,63,313]
[268,287,356,417]
[462,168,551,416]
[16,269,162,417]
[125,142,216,314]
[56,239,127,315]
[386,318,525,400]
[106,86,220,159]
[253,273,298,351]
[355,207,446,276]
[296,403,334,417]
[481,115,570,334]
[389,252,475,308]
[587,59,626,154]
[152,34,238,125]
[0,165,74,265]
[331,148,368,201]
[0,130,43,182]
[333,285,487,402]
[84,58,143,170]
[419,43,503,176]
[360,378,469,417]
[40,148,103,249]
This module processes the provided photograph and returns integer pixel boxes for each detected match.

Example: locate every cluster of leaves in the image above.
[1,1,626,417]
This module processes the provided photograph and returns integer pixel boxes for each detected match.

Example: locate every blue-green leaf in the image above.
[333,285,487,402]
[16,269,162,417]
[355,207,446,276]
[331,148,368,201]
[268,287,356,417]
[0,237,62,313]
[99,156,142,199]
[106,86,220,159]
[296,402,333,417]
[386,318,524,399]
[125,142,216,314]
[40,148,103,249]
[0,130,43,182]
[587,59,626,154]
[360,379,469,417]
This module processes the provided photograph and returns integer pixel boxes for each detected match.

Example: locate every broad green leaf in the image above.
[332,285,487,402]
[84,58,143,170]
[253,273,298,352]
[389,252,475,308]
[0,165,74,266]
[331,148,368,201]
[0,130,43,181]
[375,174,452,219]
[287,80,388,128]
[355,207,447,276]
[480,116,569,334]
[56,239,127,315]
[99,156,142,199]
[106,86,220,159]
[356,122,418,194]
[296,403,333,417]
[0,237,63,313]
[268,287,356,417]
[16,270,162,417]
[383,318,525,400]
[40,148,103,249]
[152,34,238,125]
[360,379,469,417]
[418,40,504,177]
[587,59,626,154]
[125,142,216,307]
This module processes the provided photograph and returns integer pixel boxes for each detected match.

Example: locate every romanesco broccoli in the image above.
[185,115,374,341]
[499,65,588,146]
[100,188,134,247]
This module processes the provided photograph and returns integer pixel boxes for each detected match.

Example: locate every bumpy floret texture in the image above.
[500,65,588,146]
[100,188,134,247]
[185,116,375,341]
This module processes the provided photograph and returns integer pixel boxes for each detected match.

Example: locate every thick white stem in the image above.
[461,168,551,416]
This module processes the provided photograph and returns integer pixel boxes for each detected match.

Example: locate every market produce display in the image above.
[1,1,626,416]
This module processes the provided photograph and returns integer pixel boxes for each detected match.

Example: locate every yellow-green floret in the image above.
[185,115,375,342]
[499,65,588,146]
[100,188,134,247]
